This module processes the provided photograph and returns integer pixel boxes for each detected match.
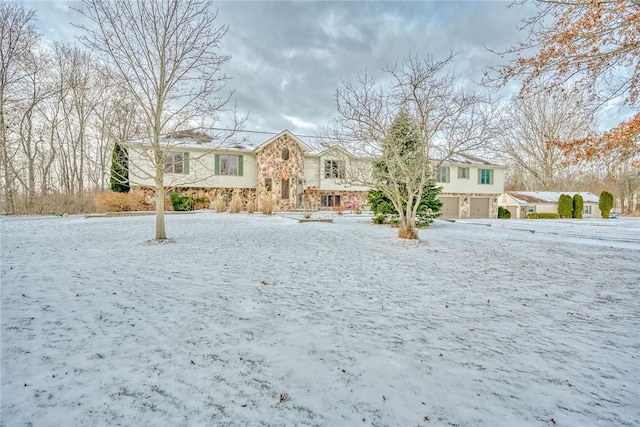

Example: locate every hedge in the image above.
[527,212,560,219]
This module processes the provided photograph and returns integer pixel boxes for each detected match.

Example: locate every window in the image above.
[281,178,289,200]
[164,152,188,174]
[478,169,494,185]
[215,154,243,176]
[321,194,341,207]
[264,178,272,192]
[458,167,469,179]
[527,205,536,213]
[324,159,345,179]
[583,205,592,215]
[436,166,450,183]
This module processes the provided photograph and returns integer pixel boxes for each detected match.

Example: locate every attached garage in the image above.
[470,197,490,218]
[439,197,459,219]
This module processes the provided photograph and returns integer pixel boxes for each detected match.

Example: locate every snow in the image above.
[507,191,600,204]
[1,213,639,426]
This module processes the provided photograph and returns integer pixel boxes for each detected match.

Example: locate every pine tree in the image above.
[110,143,129,193]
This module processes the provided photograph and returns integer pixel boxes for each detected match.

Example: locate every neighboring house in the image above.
[498,191,600,219]
[124,128,505,218]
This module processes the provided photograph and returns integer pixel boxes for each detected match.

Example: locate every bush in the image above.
[95,191,146,212]
[260,194,274,215]
[246,195,256,214]
[214,194,227,213]
[169,193,194,211]
[572,194,583,219]
[372,214,386,224]
[192,195,210,210]
[527,212,560,219]
[229,191,243,213]
[557,193,573,218]
[599,190,614,218]
[498,206,511,219]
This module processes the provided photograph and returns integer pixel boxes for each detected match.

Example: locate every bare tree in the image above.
[0,1,39,213]
[499,90,596,190]
[75,0,236,240]
[329,53,497,239]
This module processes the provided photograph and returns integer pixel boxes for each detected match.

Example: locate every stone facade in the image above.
[132,186,256,211]
[303,187,368,211]
[255,134,306,211]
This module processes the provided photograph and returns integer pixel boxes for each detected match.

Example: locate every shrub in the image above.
[599,190,614,218]
[169,193,194,211]
[557,193,573,218]
[498,206,511,219]
[527,212,560,219]
[94,191,145,212]
[572,194,583,219]
[246,195,256,214]
[372,214,386,224]
[192,195,210,210]
[214,194,227,213]
[260,194,274,215]
[229,191,243,214]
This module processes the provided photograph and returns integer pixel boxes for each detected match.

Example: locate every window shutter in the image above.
[183,152,190,174]
[215,154,220,175]
[477,169,481,184]
[238,155,243,176]
[490,169,494,185]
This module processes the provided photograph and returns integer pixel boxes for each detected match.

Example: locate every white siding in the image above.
[438,164,505,195]
[128,146,256,189]
[318,149,371,191]
[304,156,320,188]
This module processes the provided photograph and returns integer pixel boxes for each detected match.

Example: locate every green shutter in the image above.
[215,154,220,175]
[238,155,243,176]
[490,169,494,185]
[183,152,189,174]
[478,169,482,184]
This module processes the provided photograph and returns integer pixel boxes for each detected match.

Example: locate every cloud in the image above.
[29,0,537,134]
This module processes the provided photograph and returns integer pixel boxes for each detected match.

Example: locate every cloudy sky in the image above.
[28,0,537,136]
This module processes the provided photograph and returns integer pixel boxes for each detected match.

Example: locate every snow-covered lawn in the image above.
[1,213,639,426]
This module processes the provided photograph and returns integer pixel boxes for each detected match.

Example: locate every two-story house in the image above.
[124,129,505,218]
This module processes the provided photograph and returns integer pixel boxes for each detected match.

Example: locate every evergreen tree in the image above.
[572,194,583,219]
[110,142,130,193]
[557,193,573,218]
[599,190,614,219]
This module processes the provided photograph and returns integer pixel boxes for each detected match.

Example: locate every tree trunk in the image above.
[398,212,418,240]
[155,182,166,240]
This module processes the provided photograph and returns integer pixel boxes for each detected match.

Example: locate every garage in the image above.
[439,197,459,219]
[470,197,490,218]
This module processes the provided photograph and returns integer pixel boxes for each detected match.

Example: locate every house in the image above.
[124,129,505,218]
[498,191,601,219]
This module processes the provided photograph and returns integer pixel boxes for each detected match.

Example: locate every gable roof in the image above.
[507,191,599,204]
[253,129,313,154]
